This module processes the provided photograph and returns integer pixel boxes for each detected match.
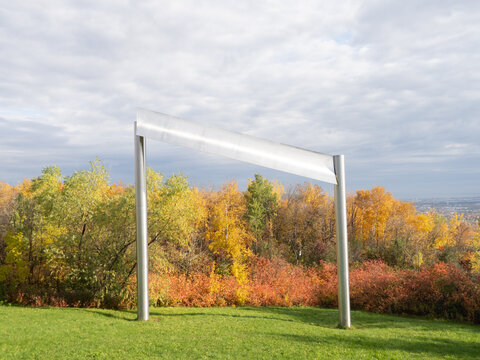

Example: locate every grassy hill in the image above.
[1,305,479,359]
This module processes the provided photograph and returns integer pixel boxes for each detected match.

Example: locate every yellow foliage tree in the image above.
[0,182,17,242]
[471,226,480,273]
[354,186,395,246]
[0,231,28,284]
[206,181,253,304]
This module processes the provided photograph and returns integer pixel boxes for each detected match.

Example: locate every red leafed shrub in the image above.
[248,257,323,306]
[148,270,240,307]
[315,261,338,308]
[398,262,480,323]
[147,258,337,308]
[349,261,480,323]
[168,273,213,307]
[139,258,480,323]
[350,261,405,313]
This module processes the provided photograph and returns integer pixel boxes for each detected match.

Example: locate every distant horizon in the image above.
[2,157,478,202]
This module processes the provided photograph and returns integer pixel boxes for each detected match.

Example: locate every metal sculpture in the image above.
[134,108,351,328]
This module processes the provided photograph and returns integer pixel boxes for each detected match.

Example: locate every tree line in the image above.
[0,160,479,309]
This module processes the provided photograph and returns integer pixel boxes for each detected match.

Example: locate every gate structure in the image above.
[134,108,351,328]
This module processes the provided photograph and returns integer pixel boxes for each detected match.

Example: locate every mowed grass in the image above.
[1,305,479,359]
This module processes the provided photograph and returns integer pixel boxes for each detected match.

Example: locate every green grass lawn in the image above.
[1,305,479,359]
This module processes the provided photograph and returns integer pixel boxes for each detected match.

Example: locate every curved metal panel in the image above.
[136,108,337,184]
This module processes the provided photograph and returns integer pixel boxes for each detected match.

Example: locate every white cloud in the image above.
[0,0,479,197]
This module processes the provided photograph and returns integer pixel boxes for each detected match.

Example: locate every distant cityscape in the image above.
[410,196,480,222]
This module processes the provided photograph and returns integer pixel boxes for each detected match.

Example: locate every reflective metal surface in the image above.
[134,130,149,321]
[136,108,337,184]
[334,155,351,328]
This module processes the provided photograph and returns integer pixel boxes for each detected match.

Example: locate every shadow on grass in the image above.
[150,308,305,326]
[242,307,339,328]
[82,306,480,337]
[243,307,480,333]
[79,307,287,324]
[69,306,480,359]
[84,306,340,328]
[81,308,137,321]
[264,332,480,359]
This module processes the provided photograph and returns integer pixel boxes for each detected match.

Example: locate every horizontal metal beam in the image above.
[136,108,337,184]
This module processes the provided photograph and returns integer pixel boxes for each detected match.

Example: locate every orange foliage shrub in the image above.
[14,257,479,324]
[143,258,480,323]
[247,258,338,307]
[248,257,320,306]
[147,269,240,307]
[350,261,405,313]
[349,261,480,323]
[399,262,480,322]
[145,258,338,308]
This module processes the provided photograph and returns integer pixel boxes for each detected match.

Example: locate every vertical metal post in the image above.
[333,154,351,328]
[135,122,149,321]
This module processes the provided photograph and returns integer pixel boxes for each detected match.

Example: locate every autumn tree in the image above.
[244,174,281,257]
[1,160,207,307]
[354,187,395,247]
[206,181,253,303]
[274,183,335,265]
[0,182,17,271]
[146,170,208,276]
[11,167,63,286]
[470,224,480,273]
[0,182,16,239]
[431,213,473,268]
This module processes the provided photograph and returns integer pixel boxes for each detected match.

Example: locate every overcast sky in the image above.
[1,0,479,199]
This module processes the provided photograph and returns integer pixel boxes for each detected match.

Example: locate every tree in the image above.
[146,171,208,275]
[274,183,334,265]
[470,224,480,273]
[0,182,17,239]
[351,186,438,267]
[206,181,253,303]
[12,167,63,286]
[0,182,17,272]
[354,187,395,247]
[244,174,281,257]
